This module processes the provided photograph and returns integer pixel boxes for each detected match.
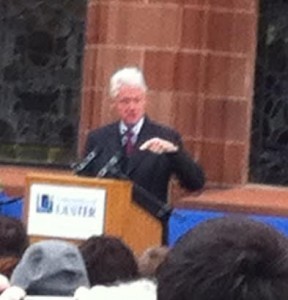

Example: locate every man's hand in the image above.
[139,137,179,154]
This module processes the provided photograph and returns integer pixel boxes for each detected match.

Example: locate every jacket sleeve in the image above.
[162,129,205,191]
[169,150,205,191]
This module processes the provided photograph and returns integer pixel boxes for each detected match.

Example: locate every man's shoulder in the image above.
[88,122,118,138]
[145,118,180,137]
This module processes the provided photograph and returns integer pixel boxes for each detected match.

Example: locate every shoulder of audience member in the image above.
[74,278,157,300]
[0,274,10,292]
[0,286,25,300]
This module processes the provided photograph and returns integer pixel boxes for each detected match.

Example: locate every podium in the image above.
[24,173,162,254]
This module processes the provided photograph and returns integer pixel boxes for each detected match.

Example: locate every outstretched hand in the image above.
[139,137,179,154]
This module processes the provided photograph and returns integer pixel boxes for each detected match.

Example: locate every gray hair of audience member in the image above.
[138,246,170,277]
[157,216,288,300]
[10,239,90,296]
[109,66,148,98]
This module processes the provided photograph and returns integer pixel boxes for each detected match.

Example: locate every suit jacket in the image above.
[84,117,205,221]
[83,117,205,218]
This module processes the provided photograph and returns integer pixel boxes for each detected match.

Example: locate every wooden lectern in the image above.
[24,173,162,255]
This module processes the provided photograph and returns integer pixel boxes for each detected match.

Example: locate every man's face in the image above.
[113,85,147,125]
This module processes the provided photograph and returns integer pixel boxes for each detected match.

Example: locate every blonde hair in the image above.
[109,66,147,98]
[138,246,170,277]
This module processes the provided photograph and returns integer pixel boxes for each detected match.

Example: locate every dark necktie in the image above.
[125,127,134,155]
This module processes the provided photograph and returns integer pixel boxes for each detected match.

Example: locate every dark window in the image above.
[250,0,288,186]
[0,0,87,167]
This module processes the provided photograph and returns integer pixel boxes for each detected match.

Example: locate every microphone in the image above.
[97,151,124,178]
[72,147,101,175]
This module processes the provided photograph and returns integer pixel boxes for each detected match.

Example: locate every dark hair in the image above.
[79,235,139,285]
[157,216,288,300]
[0,256,20,278]
[0,216,28,257]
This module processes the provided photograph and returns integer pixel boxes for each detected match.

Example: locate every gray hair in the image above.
[109,66,148,98]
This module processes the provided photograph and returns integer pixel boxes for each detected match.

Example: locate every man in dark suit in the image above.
[83,66,205,222]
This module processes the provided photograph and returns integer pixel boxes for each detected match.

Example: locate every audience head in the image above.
[79,235,139,286]
[157,216,288,300]
[109,66,147,125]
[0,258,20,280]
[138,246,170,278]
[0,216,28,278]
[10,239,89,296]
[0,216,28,257]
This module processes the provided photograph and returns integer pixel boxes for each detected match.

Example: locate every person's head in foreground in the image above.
[7,239,89,296]
[0,216,28,258]
[157,216,288,300]
[79,235,139,286]
[0,216,29,278]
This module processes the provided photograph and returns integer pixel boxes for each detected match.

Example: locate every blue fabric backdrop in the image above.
[168,208,288,246]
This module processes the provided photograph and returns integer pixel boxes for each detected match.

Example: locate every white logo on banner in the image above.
[36,193,97,217]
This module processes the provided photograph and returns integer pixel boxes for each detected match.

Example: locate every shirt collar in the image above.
[119,117,145,136]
